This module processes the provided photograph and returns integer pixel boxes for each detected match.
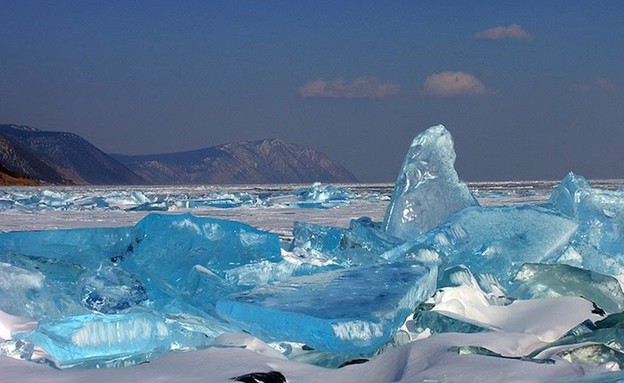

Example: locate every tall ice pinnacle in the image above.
[383,125,478,240]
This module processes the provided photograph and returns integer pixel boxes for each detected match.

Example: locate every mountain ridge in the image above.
[0,124,358,185]
[0,124,146,185]
[0,130,69,184]
[113,138,358,184]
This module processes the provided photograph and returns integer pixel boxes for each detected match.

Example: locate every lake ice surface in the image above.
[2,180,624,382]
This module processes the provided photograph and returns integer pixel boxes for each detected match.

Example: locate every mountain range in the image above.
[113,139,357,184]
[0,124,357,185]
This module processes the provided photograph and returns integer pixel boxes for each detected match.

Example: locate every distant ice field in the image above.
[1,180,622,234]
[2,179,624,383]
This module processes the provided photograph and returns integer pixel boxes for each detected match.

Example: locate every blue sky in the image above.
[1,1,623,181]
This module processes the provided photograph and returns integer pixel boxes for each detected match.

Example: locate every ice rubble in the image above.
[0,183,371,212]
[3,124,624,381]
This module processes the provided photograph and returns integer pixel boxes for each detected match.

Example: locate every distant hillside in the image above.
[0,162,38,186]
[113,138,358,184]
[0,124,145,185]
[0,131,69,184]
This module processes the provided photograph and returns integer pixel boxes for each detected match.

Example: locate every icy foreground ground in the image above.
[3,125,624,382]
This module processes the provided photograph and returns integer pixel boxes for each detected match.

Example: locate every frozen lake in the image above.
[2,180,624,383]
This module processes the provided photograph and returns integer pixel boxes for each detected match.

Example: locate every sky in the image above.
[1,1,623,182]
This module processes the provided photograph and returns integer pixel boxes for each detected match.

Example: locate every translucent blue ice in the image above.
[383,125,478,241]
[549,173,624,274]
[77,265,148,314]
[0,226,143,268]
[0,262,87,319]
[289,218,403,267]
[181,265,238,315]
[290,221,346,255]
[125,213,281,285]
[511,263,624,314]
[575,188,624,260]
[385,205,578,287]
[408,304,489,335]
[547,172,590,218]
[292,183,355,208]
[216,259,437,356]
[20,310,213,368]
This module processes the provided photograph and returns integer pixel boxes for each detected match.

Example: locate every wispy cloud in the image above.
[473,24,532,40]
[299,76,400,99]
[422,71,487,97]
[569,78,616,92]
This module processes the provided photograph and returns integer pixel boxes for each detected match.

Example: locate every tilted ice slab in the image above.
[124,213,281,287]
[383,125,478,241]
[549,173,624,274]
[18,310,214,368]
[0,226,142,269]
[216,259,437,356]
[289,217,403,268]
[384,205,578,288]
[511,263,624,314]
[548,172,591,218]
[0,261,87,320]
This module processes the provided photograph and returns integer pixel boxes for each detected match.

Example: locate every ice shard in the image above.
[548,174,624,274]
[20,310,213,368]
[558,344,624,368]
[385,205,578,287]
[511,263,624,314]
[216,259,437,356]
[77,265,148,314]
[124,213,281,286]
[292,183,355,207]
[547,172,590,218]
[408,303,490,335]
[289,218,403,268]
[382,125,478,241]
[0,226,143,268]
[0,262,87,319]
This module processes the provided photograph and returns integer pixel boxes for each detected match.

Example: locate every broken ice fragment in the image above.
[182,265,238,315]
[289,218,402,268]
[575,188,624,260]
[125,213,281,290]
[547,172,590,218]
[0,226,143,268]
[511,263,624,314]
[21,310,212,368]
[383,125,478,240]
[408,304,490,335]
[0,262,86,319]
[390,205,578,287]
[294,183,355,204]
[548,173,624,274]
[290,221,346,255]
[558,344,624,368]
[216,259,437,356]
[77,265,148,314]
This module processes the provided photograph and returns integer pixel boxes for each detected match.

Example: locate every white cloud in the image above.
[422,71,487,97]
[473,24,532,40]
[570,78,616,92]
[299,76,399,99]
